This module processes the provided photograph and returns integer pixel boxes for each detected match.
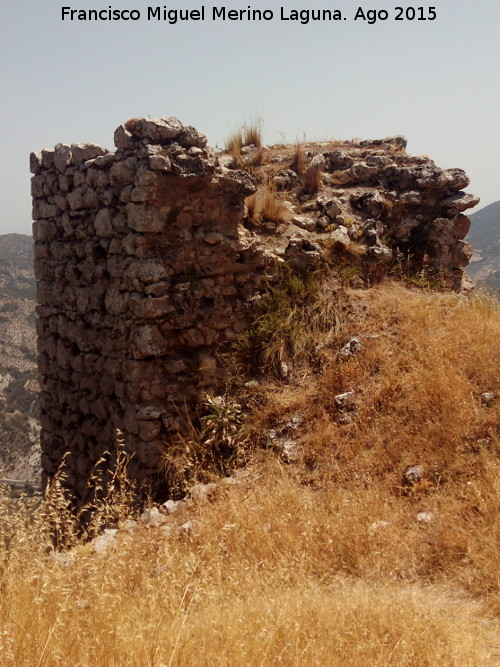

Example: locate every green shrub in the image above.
[233,266,343,375]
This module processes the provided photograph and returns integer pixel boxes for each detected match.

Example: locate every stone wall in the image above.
[31,117,478,500]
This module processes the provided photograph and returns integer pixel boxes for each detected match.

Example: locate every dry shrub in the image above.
[243,121,262,148]
[245,184,289,225]
[159,396,244,496]
[224,129,243,168]
[290,142,306,175]
[304,162,323,194]
[123,117,139,131]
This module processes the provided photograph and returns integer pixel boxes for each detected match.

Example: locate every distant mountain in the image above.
[0,234,40,481]
[467,201,500,294]
[0,233,35,300]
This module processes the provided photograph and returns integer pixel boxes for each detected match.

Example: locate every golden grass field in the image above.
[0,282,499,665]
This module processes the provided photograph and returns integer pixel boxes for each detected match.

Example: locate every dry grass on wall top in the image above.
[224,121,263,167]
[245,184,289,226]
[0,282,499,664]
[304,162,323,194]
[224,129,243,165]
[242,121,262,148]
[290,142,306,175]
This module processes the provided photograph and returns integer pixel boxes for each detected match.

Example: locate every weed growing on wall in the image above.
[233,265,344,375]
[159,395,245,496]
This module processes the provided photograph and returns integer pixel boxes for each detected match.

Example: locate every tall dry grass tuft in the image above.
[248,145,266,167]
[243,121,262,148]
[245,183,289,226]
[224,129,243,168]
[40,432,140,548]
[304,161,323,194]
[225,119,263,168]
[324,238,367,264]
[224,129,242,153]
[290,142,306,175]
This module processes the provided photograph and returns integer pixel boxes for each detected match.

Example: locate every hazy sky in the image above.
[1,0,499,235]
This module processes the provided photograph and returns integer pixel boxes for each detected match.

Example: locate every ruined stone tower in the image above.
[31,117,478,500]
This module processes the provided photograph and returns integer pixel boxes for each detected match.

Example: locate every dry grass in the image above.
[1,460,499,665]
[344,241,367,259]
[255,282,500,600]
[243,121,262,148]
[324,238,367,263]
[290,142,306,175]
[1,283,500,664]
[224,129,243,167]
[233,268,345,376]
[245,184,289,226]
[248,146,265,167]
[255,161,283,185]
[225,121,263,168]
[304,162,323,194]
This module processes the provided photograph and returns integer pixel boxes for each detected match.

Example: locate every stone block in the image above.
[94,208,114,238]
[30,151,43,175]
[54,143,72,173]
[71,143,107,163]
[126,203,167,232]
[130,325,170,359]
[129,117,182,143]
[32,200,58,220]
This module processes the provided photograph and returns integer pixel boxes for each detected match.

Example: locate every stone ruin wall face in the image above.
[31,117,478,501]
[31,118,263,500]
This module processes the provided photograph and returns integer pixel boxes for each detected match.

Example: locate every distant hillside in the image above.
[0,234,39,481]
[0,233,36,300]
[467,201,500,293]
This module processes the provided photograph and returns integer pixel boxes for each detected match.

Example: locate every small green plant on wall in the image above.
[233,265,343,376]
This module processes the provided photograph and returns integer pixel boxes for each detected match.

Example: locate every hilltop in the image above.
[0,122,496,663]
[0,280,499,664]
